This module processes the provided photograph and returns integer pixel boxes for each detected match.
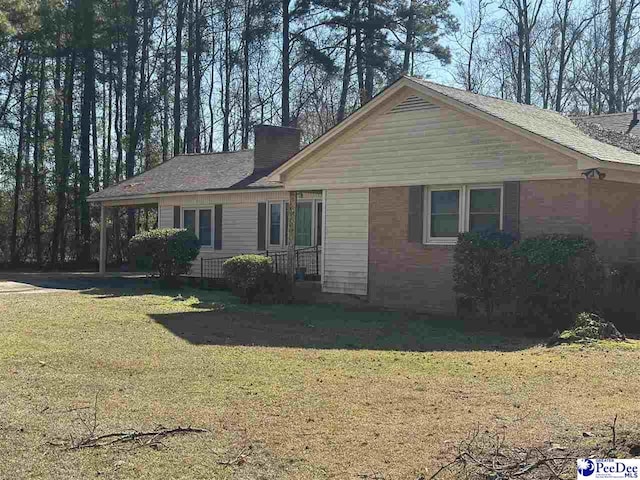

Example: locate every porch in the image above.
[200,245,322,282]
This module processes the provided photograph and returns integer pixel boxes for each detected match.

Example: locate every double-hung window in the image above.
[467,186,502,234]
[183,208,213,247]
[424,185,502,244]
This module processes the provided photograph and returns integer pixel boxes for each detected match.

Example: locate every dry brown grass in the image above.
[1,283,639,479]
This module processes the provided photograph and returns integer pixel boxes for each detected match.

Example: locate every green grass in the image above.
[1,283,639,479]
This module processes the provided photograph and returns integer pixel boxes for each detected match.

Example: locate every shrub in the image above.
[256,271,293,304]
[453,231,517,321]
[602,262,640,332]
[129,228,200,284]
[223,254,273,303]
[512,234,605,333]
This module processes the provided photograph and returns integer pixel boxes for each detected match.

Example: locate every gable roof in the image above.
[88,150,280,202]
[408,78,640,166]
[269,76,640,181]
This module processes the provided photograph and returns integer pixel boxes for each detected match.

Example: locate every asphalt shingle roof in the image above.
[572,111,639,134]
[88,150,280,201]
[409,77,640,166]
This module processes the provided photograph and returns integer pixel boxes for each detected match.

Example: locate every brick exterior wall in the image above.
[368,180,640,315]
[521,179,640,263]
[253,125,301,170]
[368,186,457,314]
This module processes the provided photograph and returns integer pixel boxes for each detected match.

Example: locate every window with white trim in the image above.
[268,202,282,246]
[183,208,213,247]
[424,185,502,244]
[269,199,323,248]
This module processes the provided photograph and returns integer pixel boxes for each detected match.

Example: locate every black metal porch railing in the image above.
[200,246,321,281]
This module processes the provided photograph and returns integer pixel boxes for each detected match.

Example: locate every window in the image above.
[199,210,212,246]
[296,202,313,247]
[269,203,281,245]
[183,209,196,234]
[468,187,501,234]
[424,185,502,244]
[183,208,213,247]
[277,199,322,247]
[429,189,461,239]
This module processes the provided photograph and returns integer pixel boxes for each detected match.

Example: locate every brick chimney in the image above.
[253,124,301,171]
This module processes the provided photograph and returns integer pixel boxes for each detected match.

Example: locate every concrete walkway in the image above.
[0,272,149,295]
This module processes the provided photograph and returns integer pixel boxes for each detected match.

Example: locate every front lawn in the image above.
[1,283,639,479]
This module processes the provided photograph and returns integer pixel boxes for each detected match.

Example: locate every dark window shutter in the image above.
[503,181,520,238]
[214,205,223,250]
[257,202,266,251]
[173,206,181,228]
[408,186,424,242]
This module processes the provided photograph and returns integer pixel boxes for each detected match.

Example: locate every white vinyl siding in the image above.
[158,206,174,228]
[322,188,369,296]
[283,91,579,190]
[158,190,321,277]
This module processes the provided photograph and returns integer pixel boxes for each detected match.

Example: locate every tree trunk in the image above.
[185,0,195,153]
[92,67,100,192]
[608,0,617,112]
[51,37,64,265]
[174,0,185,155]
[287,190,297,289]
[125,0,138,239]
[162,15,169,162]
[555,0,569,111]
[337,0,356,122]
[32,55,46,265]
[242,0,251,149]
[403,0,416,74]
[355,22,366,106]
[10,47,29,265]
[363,0,375,102]
[193,0,202,153]
[281,0,290,126]
[56,46,76,265]
[222,0,231,150]
[105,57,113,185]
[208,30,215,152]
[79,0,95,264]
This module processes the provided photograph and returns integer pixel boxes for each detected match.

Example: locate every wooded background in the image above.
[0,0,637,267]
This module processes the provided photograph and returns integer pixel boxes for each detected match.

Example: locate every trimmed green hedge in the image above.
[453,232,605,333]
[453,232,516,321]
[512,234,604,331]
[129,228,200,282]
[223,254,273,303]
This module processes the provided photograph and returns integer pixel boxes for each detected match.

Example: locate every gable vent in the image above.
[387,95,438,114]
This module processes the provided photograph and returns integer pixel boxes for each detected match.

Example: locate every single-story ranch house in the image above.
[89,76,640,314]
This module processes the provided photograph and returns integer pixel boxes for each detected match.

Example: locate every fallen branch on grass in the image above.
[426,426,578,479]
[67,426,208,450]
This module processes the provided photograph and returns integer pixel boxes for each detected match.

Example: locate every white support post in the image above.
[99,204,107,275]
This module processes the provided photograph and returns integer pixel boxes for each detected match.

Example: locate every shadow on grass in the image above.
[0,273,156,293]
[151,301,539,353]
[68,282,541,352]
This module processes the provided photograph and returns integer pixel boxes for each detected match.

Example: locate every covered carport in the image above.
[91,197,160,275]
